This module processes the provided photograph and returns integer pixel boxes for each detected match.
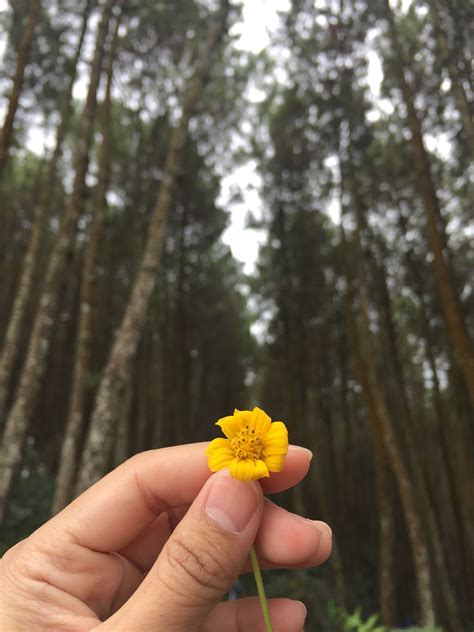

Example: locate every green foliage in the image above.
[0,445,54,556]
[391,629,443,632]
[329,605,444,632]
[328,602,386,632]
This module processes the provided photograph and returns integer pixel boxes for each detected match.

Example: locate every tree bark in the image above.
[429,0,473,154]
[113,380,132,468]
[51,11,121,514]
[340,229,396,625]
[384,0,474,408]
[341,165,436,625]
[0,0,42,176]
[0,0,115,523]
[75,1,230,494]
[397,205,474,619]
[445,0,472,95]
[0,0,93,423]
[355,167,464,624]
[172,204,190,445]
[373,426,396,628]
[359,200,463,630]
[375,254,463,631]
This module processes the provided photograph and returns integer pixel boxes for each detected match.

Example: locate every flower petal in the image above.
[229,457,270,480]
[216,415,241,439]
[206,438,234,472]
[263,421,289,455]
[253,459,270,479]
[229,458,252,481]
[205,437,230,455]
[251,407,272,436]
[264,453,287,472]
[234,409,252,426]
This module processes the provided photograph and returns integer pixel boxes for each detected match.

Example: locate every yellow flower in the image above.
[206,407,289,481]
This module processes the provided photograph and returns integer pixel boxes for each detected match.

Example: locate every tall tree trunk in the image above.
[51,12,121,514]
[172,204,189,445]
[0,0,93,422]
[446,0,472,94]
[375,254,463,631]
[383,0,474,407]
[75,1,230,494]
[0,0,115,523]
[135,334,152,454]
[373,427,396,628]
[113,380,132,468]
[340,231,396,625]
[0,0,42,176]
[358,199,465,628]
[341,165,436,624]
[397,206,474,617]
[273,201,303,514]
[314,341,347,610]
[428,0,473,154]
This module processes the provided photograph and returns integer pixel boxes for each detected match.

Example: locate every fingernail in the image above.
[313,520,332,538]
[205,471,260,534]
[288,445,313,461]
[296,600,307,619]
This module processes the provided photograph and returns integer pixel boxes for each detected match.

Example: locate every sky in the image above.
[220,0,292,273]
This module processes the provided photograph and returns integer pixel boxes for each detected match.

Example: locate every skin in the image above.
[0,443,332,631]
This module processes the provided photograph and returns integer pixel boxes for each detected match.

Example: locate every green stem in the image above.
[250,544,273,632]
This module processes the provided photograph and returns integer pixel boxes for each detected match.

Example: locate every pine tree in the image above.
[0,0,116,521]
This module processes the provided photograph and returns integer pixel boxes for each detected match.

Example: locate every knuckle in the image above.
[4,539,40,583]
[129,456,164,517]
[0,541,40,603]
[164,533,231,597]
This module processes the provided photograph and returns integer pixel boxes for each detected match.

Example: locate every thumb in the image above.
[104,469,263,631]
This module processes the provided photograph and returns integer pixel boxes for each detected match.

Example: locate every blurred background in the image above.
[0,0,472,629]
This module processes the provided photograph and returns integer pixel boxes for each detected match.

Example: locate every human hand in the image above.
[0,443,332,631]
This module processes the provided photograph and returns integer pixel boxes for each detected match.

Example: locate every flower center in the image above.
[230,425,263,460]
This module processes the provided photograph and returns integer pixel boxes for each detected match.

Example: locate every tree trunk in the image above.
[0,0,93,423]
[341,165,436,625]
[75,1,230,494]
[0,0,115,523]
[397,203,474,608]
[340,233,396,625]
[446,0,472,95]
[348,173,462,632]
[373,428,396,628]
[306,318,346,609]
[0,0,42,176]
[375,254,463,631]
[384,0,474,408]
[113,380,132,468]
[172,204,189,445]
[356,172,464,624]
[428,0,473,154]
[51,11,121,514]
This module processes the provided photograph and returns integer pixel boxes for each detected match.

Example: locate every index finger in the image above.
[39,443,312,553]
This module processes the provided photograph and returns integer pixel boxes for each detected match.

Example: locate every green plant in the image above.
[392,629,443,632]
[328,603,386,632]
[341,609,385,632]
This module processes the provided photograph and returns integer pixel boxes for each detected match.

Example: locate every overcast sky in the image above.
[221,0,292,273]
